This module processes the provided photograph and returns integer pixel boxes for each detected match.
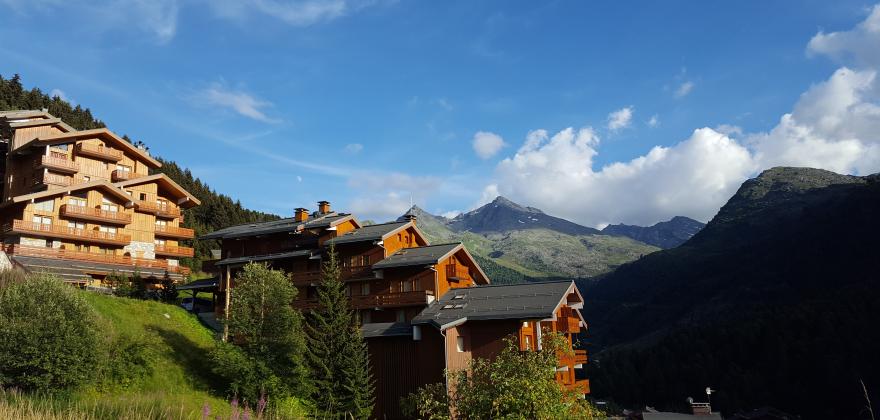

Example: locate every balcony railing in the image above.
[135,200,182,218]
[342,265,373,279]
[76,143,123,161]
[293,290,435,310]
[446,265,470,280]
[3,244,190,275]
[35,172,72,187]
[290,265,375,286]
[564,379,590,395]
[35,155,79,173]
[111,170,144,182]
[155,244,195,257]
[556,316,581,334]
[154,224,194,239]
[60,204,132,225]
[557,349,588,367]
[4,220,130,246]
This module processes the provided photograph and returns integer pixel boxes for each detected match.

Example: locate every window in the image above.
[401,280,412,293]
[524,335,532,350]
[523,321,530,328]
[67,221,85,230]
[345,285,352,297]
[100,198,118,213]
[361,310,371,324]
[69,197,87,207]
[361,282,370,295]
[139,193,147,201]
[116,164,131,173]
[32,215,52,225]
[34,199,54,212]
[155,239,166,246]
[456,336,465,353]
[155,220,167,227]
[56,144,69,151]
[396,309,406,323]
[99,226,117,234]
[83,176,90,182]
[350,254,369,267]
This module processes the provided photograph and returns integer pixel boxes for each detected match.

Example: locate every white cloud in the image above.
[647,114,660,128]
[344,143,364,154]
[349,191,413,222]
[484,5,880,228]
[441,210,461,219]
[209,0,381,27]
[193,83,279,123]
[472,131,506,159]
[49,88,73,104]
[807,4,880,68]
[607,106,634,132]
[674,81,695,98]
[347,172,443,221]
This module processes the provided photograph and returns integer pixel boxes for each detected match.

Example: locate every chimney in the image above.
[404,213,417,223]
[294,207,309,222]
[318,200,331,214]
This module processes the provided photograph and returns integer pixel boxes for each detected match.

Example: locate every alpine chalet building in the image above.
[0,111,199,284]
[203,202,590,418]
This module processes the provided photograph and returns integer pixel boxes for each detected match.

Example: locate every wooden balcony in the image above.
[155,244,194,257]
[342,265,373,279]
[293,290,435,310]
[291,270,323,286]
[61,204,132,225]
[446,265,470,281]
[154,224,194,239]
[4,220,130,246]
[3,244,190,275]
[35,155,79,174]
[564,379,590,395]
[290,265,374,286]
[556,316,581,334]
[135,200,182,218]
[76,143,123,161]
[558,349,588,367]
[35,172,72,187]
[111,170,144,182]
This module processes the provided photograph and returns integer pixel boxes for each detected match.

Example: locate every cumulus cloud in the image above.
[193,83,279,123]
[472,131,506,159]
[607,106,634,132]
[674,81,695,98]
[807,4,880,68]
[483,5,880,227]
[344,143,364,154]
[647,114,660,128]
[346,171,443,221]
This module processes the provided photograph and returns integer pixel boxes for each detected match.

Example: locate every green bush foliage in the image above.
[0,273,101,390]
[403,333,603,420]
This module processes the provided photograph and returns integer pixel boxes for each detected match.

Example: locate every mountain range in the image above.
[602,216,705,248]
[581,167,880,419]
[400,196,703,282]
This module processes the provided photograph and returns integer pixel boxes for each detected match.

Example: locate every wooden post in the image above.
[223,265,231,342]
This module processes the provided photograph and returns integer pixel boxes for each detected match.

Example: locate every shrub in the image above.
[0,269,26,291]
[0,273,101,390]
[103,334,156,389]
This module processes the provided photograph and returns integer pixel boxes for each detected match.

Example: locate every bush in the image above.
[0,273,101,390]
[103,334,156,389]
[0,269,26,291]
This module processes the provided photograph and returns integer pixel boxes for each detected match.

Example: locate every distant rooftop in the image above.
[372,243,462,269]
[411,280,578,329]
[201,213,353,240]
[325,221,411,246]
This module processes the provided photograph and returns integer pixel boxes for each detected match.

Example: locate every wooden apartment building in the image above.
[0,111,199,284]
[203,203,590,418]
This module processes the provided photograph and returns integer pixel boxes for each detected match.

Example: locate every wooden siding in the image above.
[367,329,445,419]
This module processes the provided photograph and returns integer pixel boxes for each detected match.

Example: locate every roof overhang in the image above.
[113,173,201,207]
[22,128,162,168]
[2,180,134,208]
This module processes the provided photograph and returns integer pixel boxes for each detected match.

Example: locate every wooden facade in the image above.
[205,205,591,419]
[0,111,200,284]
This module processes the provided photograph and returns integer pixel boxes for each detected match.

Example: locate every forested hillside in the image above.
[0,74,279,273]
[583,168,880,419]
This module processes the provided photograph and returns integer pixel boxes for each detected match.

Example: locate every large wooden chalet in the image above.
[203,202,590,418]
[0,111,199,284]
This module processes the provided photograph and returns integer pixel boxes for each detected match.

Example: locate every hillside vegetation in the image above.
[582,167,880,419]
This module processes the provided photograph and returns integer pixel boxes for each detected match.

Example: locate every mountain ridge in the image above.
[601,216,704,248]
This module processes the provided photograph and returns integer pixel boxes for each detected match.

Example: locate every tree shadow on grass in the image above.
[145,324,224,393]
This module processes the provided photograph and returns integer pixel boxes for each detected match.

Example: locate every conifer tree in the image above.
[305,246,375,418]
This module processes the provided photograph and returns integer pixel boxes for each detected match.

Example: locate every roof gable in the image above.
[28,128,162,168]
[3,180,133,207]
[113,173,200,207]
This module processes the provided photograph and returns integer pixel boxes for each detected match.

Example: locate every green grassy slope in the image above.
[66,293,229,417]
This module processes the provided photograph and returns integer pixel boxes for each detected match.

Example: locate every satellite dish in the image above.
[706,387,714,395]
[687,397,694,404]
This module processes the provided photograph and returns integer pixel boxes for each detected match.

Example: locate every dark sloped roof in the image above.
[412,280,576,329]
[361,322,413,338]
[325,221,410,246]
[178,277,219,290]
[10,255,186,283]
[214,249,314,266]
[372,243,461,269]
[201,213,352,240]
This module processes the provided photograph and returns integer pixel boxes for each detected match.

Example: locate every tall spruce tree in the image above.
[305,247,375,418]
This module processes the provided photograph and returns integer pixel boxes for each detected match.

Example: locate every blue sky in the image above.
[2,0,879,226]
